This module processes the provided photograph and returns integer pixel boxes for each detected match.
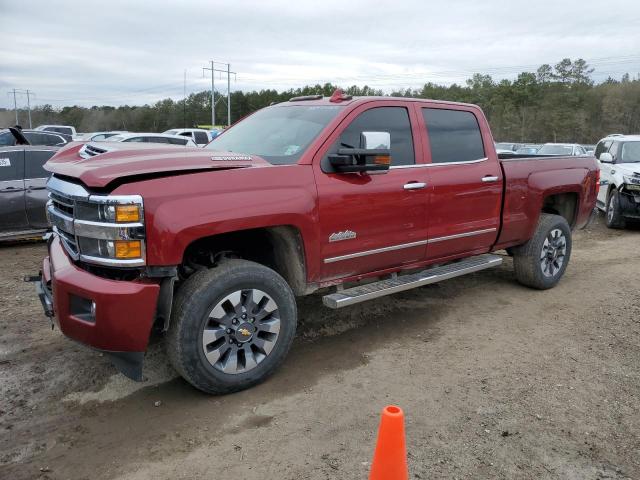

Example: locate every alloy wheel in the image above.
[201,289,280,374]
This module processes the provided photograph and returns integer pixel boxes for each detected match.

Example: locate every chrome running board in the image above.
[322,254,503,309]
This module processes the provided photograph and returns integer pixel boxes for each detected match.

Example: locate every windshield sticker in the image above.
[211,155,252,161]
[0,158,11,167]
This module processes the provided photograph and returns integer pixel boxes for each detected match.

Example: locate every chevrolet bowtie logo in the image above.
[238,328,251,336]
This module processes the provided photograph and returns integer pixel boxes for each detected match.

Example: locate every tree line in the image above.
[1,58,639,143]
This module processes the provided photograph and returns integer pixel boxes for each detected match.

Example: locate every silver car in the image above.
[0,128,63,240]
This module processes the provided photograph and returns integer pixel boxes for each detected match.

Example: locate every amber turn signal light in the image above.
[374,155,391,166]
[114,240,142,259]
[115,205,140,222]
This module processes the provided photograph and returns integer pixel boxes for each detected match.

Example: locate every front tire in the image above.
[166,259,297,394]
[512,213,572,290]
[606,189,626,229]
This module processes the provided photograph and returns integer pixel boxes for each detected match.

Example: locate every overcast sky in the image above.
[1,0,639,108]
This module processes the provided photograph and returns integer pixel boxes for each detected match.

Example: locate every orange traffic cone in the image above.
[369,405,409,480]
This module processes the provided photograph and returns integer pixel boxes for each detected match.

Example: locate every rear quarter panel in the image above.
[496,156,598,248]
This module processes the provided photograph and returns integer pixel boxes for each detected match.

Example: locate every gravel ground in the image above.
[0,213,638,480]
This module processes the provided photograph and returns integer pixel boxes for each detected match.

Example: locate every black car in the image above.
[0,128,62,240]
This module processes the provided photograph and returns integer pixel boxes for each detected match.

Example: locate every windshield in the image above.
[164,130,178,135]
[206,105,343,165]
[538,144,573,155]
[621,142,640,163]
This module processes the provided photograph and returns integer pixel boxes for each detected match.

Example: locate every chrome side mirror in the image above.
[360,131,390,150]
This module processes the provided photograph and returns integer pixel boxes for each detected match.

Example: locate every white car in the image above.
[163,128,211,146]
[594,134,640,228]
[34,124,82,140]
[537,143,588,156]
[104,132,197,146]
[83,131,127,141]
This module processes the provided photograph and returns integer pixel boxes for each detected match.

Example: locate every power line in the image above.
[203,60,236,127]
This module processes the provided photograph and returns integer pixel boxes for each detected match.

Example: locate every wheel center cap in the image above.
[234,322,255,343]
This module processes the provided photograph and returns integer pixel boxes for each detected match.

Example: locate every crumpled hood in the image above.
[45,142,270,188]
[617,163,640,176]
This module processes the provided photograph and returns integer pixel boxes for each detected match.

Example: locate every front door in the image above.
[418,106,502,260]
[0,149,27,233]
[314,103,429,281]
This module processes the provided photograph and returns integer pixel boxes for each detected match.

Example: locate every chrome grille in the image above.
[47,187,80,259]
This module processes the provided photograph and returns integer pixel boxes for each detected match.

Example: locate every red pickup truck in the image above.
[36,91,599,394]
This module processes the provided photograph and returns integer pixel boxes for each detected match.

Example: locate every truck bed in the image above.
[495,154,599,250]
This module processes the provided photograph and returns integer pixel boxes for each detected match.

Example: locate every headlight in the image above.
[47,177,146,268]
[73,195,146,266]
[623,174,640,185]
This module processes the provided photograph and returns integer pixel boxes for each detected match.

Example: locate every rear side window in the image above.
[124,137,146,143]
[422,108,485,163]
[339,107,415,166]
[148,137,170,144]
[167,137,188,145]
[193,131,209,144]
[23,132,64,146]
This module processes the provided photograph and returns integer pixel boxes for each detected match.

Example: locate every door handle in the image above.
[482,176,499,182]
[403,182,426,190]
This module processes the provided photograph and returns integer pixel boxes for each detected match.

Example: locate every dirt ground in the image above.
[0,214,638,480]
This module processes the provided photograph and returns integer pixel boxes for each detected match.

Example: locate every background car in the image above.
[0,128,61,240]
[537,143,587,156]
[495,142,523,152]
[34,124,82,140]
[83,131,127,141]
[163,128,211,146]
[0,128,70,146]
[515,144,542,155]
[594,134,640,228]
[581,144,596,155]
[104,132,197,146]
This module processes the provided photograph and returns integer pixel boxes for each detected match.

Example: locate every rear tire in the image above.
[512,213,572,290]
[166,259,297,394]
[605,189,626,229]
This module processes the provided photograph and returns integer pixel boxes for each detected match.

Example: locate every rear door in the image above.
[0,148,27,232]
[418,105,502,261]
[24,147,56,228]
[314,102,429,279]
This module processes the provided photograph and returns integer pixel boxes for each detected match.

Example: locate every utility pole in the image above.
[202,61,236,127]
[7,89,35,127]
[25,90,32,128]
[227,63,231,127]
[12,89,18,125]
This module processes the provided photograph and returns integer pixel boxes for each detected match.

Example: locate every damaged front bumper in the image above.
[32,235,161,381]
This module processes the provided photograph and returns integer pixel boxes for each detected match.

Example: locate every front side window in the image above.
[594,140,613,159]
[167,137,187,145]
[124,137,146,143]
[423,108,485,163]
[337,107,415,166]
[207,105,343,165]
[147,137,170,144]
